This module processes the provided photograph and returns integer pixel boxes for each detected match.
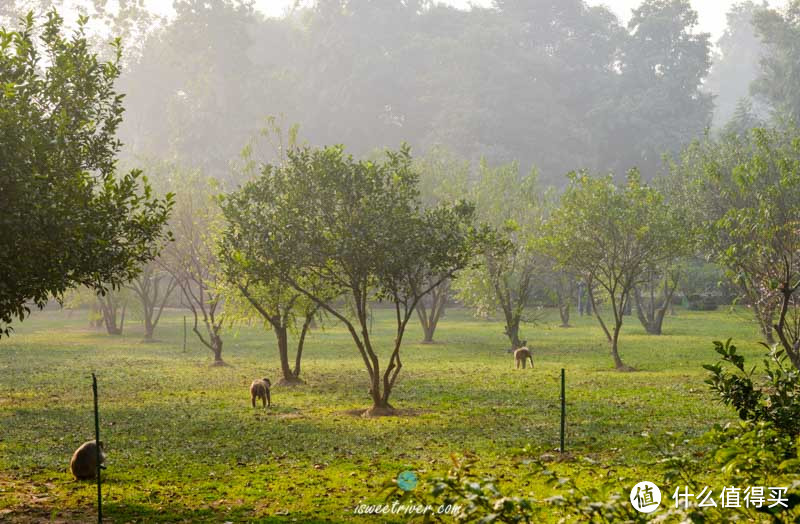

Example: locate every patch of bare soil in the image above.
[339,407,429,418]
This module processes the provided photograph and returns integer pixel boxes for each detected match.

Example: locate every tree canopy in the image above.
[0,11,172,337]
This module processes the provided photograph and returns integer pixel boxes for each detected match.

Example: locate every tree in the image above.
[161,171,226,365]
[676,127,800,368]
[543,267,576,328]
[96,289,129,335]
[607,0,713,176]
[0,11,172,337]
[117,0,270,182]
[222,144,475,415]
[751,1,800,124]
[545,170,686,370]
[126,260,178,341]
[454,162,544,351]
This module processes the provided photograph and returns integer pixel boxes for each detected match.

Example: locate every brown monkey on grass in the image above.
[250,378,271,408]
[514,347,534,369]
[70,440,106,480]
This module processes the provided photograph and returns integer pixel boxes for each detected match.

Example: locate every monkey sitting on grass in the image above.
[514,347,534,369]
[250,378,272,408]
[70,440,106,480]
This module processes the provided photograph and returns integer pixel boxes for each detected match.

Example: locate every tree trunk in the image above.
[211,335,225,366]
[634,286,662,335]
[272,325,297,383]
[611,294,634,371]
[416,283,448,343]
[587,283,612,343]
[611,325,627,370]
[293,314,313,378]
[143,309,155,341]
[633,273,678,335]
[755,301,776,345]
[555,274,572,327]
[558,302,570,327]
[98,296,124,335]
[504,316,523,351]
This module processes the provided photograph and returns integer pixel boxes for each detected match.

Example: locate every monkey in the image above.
[250,378,272,408]
[70,440,106,480]
[514,347,534,369]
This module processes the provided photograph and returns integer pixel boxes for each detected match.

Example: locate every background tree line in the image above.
[3,0,797,187]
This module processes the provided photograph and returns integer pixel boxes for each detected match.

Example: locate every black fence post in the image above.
[560,368,566,454]
[92,373,102,523]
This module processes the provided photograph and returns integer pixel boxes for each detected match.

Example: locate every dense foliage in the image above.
[0,11,172,337]
[674,126,800,366]
[705,339,800,436]
[88,0,713,184]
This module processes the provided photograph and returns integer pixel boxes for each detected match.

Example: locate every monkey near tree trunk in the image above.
[70,440,106,480]
[250,378,272,408]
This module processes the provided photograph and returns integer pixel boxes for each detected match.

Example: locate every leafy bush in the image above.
[704,339,800,436]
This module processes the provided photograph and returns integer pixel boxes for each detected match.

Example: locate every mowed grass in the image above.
[0,305,765,522]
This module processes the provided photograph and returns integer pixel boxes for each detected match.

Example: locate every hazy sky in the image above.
[240,0,788,40]
[61,0,786,42]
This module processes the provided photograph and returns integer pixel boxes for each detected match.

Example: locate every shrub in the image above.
[704,339,800,436]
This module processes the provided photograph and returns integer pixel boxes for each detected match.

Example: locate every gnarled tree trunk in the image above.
[633,273,678,335]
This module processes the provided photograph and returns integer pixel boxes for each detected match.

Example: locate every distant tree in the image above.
[413,147,471,343]
[632,266,681,335]
[161,172,226,365]
[545,170,686,370]
[126,260,178,341]
[490,0,624,179]
[0,0,56,23]
[0,11,172,337]
[723,98,765,136]
[108,0,728,188]
[608,0,713,175]
[117,0,270,181]
[544,267,576,328]
[223,144,475,414]
[751,0,800,123]
[454,162,545,351]
[96,289,129,336]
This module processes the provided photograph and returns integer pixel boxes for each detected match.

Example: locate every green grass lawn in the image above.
[0,305,766,522]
